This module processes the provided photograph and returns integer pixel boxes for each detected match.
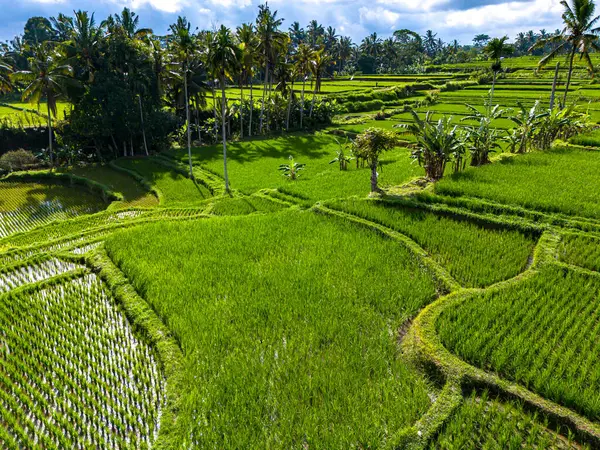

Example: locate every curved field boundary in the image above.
[407,230,600,447]
[87,248,186,449]
[152,154,225,197]
[109,159,165,205]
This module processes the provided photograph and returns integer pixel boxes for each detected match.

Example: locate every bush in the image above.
[0,149,39,172]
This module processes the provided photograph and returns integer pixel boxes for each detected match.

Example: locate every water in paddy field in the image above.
[0,181,108,238]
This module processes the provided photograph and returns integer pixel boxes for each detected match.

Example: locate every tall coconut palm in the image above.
[0,59,13,93]
[295,43,314,128]
[307,20,324,47]
[336,36,353,72]
[111,7,153,39]
[12,43,73,168]
[309,48,332,117]
[208,25,241,193]
[65,10,104,83]
[532,0,600,107]
[169,16,198,178]
[256,3,286,133]
[237,23,257,138]
[483,36,513,106]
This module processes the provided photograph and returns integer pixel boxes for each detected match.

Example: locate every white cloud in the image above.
[359,6,400,28]
[108,0,191,14]
[207,0,252,8]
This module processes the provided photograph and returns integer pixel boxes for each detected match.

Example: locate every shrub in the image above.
[0,149,39,172]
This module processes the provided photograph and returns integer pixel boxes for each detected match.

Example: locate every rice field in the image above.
[0,181,107,239]
[105,210,437,448]
[437,264,600,421]
[326,198,536,287]
[0,274,164,448]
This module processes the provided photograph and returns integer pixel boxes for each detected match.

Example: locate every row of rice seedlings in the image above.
[559,233,600,272]
[105,211,437,447]
[0,274,164,448]
[0,182,106,239]
[0,258,83,293]
[437,264,600,420]
[71,242,103,255]
[429,390,582,449]
[326,199,535,287]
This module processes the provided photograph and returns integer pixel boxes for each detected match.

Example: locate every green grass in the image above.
[69,165,158,208]
[326,199,536,287]
[559,233,600,272]
[0,102,71,126]
[0,181,107,238]
[105,210,438,448]
[209,195,287,215]
[435,147,600,219]
[165,133,422,204]
[113,157,211,206]
[437,264,600,421]
[430,390,581,449]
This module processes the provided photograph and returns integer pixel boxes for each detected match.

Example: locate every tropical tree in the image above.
[237,23,257,138]
[12,43,73,167]
[462,103,506,166]
[531,0,600,107]
[64,10,104,83]
[508,101,548,153]
[295,43,314,128]
[208,25,241,193]
[399,110,465,180]
[108,7,153,39]
[309,48,332,117]
[0,59,13,93]
[307,20,324,47]
[169,16,198,178]
[256,3,286,133]
[483,36,514,105]
[353,127,399,192]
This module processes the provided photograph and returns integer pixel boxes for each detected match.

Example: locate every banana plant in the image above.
[508,101,548,153]
[329,137,354,171]
[462,103,507,166]
[278,155,306,180]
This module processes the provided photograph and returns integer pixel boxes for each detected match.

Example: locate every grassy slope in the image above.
[69,165,158,208]
[435,147,600,218]
[105,210,437,448]
[113,158,211,206]
[167,133,421,203]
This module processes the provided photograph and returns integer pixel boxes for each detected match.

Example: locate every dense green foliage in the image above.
[327,198,535,287]
[438,265,600,420]
[105,211,437,447]
[559,233,600,272]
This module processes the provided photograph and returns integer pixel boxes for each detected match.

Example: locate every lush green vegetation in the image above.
[0,180,107,238]
[430,390,582,449]
[0,273,163,447]
[438,265,600,420]
[105,211,438,447]
[327,198,535,287]
[435,147,600,218]
[559,233,600,272]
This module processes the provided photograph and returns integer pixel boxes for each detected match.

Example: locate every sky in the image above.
[0,0,566,46]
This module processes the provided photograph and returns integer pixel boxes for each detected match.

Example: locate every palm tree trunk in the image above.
[550,62,560,110]
[309,79,317,118]
[489,71,497,111]
[138,95,149,156]
[260,64,268,133]
[240,82,244,139]
[286,81,294,131]
[46,101,53,168]
[212,86,218,140]
[300,79,306,128]
[249,78,254,137]
[221,75,230,192]
[184,63,193,178]
[196,112,202,144]
[563,46,576,109]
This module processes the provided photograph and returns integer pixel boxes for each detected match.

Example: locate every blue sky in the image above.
[0,0,565,45]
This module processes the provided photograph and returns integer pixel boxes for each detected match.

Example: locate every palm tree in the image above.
[288,21,305,47]
[309,49,332,117]
[336,36,353,72]
[361,33,382,58]
[169,16,198,178]
[65,10,104,83]
[532,0,600,107]
[12,43,73,168]
[307,20,324,47]
[111,7,153,39]
[0,59,13,93]
[237,23,257,138]
[256,3,286,133]
[483,36,514,106]
[295,43,314,128]
[353,128,399,192]
[208,25,241,193]
[423,30,438,57]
